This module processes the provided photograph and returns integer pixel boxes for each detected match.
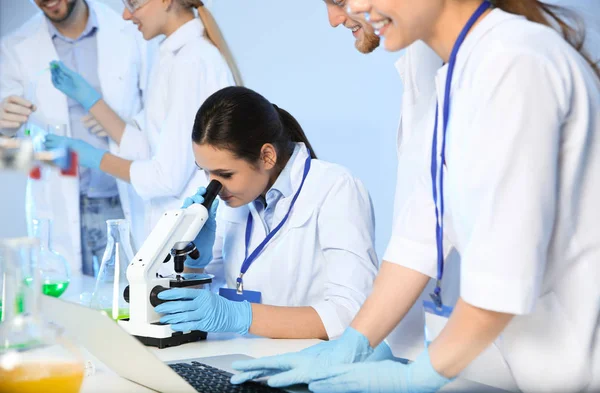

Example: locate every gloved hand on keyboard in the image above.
[230,327,393,387]
[305,348,453,393]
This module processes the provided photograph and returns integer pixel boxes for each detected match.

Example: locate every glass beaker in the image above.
[0,237,84,393]
[31,219,70,298]
[47,124,67,137]
[24,124,68,232]
[90,219,134,321]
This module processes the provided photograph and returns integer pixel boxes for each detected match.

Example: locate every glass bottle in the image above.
[0,237,84,393]
[24,124,69,237]
[90,219,134,321]
[31,218,70,298]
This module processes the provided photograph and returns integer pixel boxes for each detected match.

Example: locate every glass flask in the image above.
[90,219,134,321]
[0,237,84,393]
[31,219,70,298]
[47,124,67,137]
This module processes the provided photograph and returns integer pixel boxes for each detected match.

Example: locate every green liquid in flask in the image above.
[100,308,129,321]
[23,278,69,298]
[0,296,24,320]
[1,281,67,319]
[42,280,69,298]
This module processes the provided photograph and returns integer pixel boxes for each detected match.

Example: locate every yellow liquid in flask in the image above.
[0,362,84,393]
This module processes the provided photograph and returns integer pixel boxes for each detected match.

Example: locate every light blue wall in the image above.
[0,0,403,258]
[209,1,402,257]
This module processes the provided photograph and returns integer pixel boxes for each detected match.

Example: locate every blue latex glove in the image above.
[180,273,213,281]
[50,60,102,111]
[44,134,106,169]
[181,187,219,268]
[231,327,380,387]
[154,288,252,334]
[306,348,453,393]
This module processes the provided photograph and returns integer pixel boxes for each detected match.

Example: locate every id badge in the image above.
[219,288,262,304]
[423,300,454,347]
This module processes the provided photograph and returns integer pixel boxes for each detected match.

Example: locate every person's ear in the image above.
[163,0,173,11]
[260,144,277,171]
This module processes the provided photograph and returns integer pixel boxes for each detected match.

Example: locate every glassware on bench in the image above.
[31,218,70,298]
[0,237,84,393]
[90,219,134,321]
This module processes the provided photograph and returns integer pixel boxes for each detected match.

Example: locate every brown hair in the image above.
[177,0,244,86]
[192,87,318,171]
[493,0,600,78]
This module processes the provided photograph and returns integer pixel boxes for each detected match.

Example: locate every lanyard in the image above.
[236,149,312,293]
[430,1,491,308]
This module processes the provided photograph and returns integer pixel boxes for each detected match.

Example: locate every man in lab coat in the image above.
[0,0,152,276]
[323,0,461,364]
[323,0,380,54]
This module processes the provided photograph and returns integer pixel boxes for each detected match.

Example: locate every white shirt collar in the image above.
[436,8,523,78]
[267,143,302,200]
[160,18,205,55]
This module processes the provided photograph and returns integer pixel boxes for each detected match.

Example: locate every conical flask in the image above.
[32,218,70,298]
[0,237,84,393]
[90,219,134,320]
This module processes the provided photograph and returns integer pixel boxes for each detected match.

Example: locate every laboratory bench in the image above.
[57,275,514,393]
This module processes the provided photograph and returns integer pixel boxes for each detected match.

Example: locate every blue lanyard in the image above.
[236,149,312,293]
[430,1,491,308]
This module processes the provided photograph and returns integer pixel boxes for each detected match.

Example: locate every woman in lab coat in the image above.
[231,1,600,392]
[45,0,241,240]
[0,0,151,273]
[153,86,380,341]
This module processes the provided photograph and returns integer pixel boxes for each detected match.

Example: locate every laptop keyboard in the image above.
[169,361,287,393]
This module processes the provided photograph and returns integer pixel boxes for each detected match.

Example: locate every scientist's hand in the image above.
[181,187,218,269]
[50,61,101,111]
[82,114,108,137]
[154,288,252,335]
[0,96,35,133]
[231,327,385,387]
[44,134,106,169]
[306,349,452,393]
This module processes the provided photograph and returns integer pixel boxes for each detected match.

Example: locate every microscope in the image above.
[119,180,222,349]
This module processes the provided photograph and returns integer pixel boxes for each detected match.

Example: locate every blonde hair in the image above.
[178,0,244,86]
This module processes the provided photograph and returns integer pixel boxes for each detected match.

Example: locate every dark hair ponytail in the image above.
[493,0,600,78]
[272,104,317,159]
[191,87,316,168]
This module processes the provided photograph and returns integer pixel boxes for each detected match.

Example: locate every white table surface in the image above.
[62,275,512,393]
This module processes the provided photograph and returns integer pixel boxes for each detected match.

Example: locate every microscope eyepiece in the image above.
[202,180,222,209]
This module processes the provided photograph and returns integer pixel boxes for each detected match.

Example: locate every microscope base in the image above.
[134,330,207,349]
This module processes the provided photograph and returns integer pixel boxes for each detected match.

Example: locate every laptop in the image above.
[41,295,513,393]
[40,295,307,393]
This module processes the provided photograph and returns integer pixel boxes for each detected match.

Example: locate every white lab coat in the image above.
[0,1,152,274]
[388,9,600,393]
[206,145,379,339]
[383,41,462,362]
[118,18,233,238]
